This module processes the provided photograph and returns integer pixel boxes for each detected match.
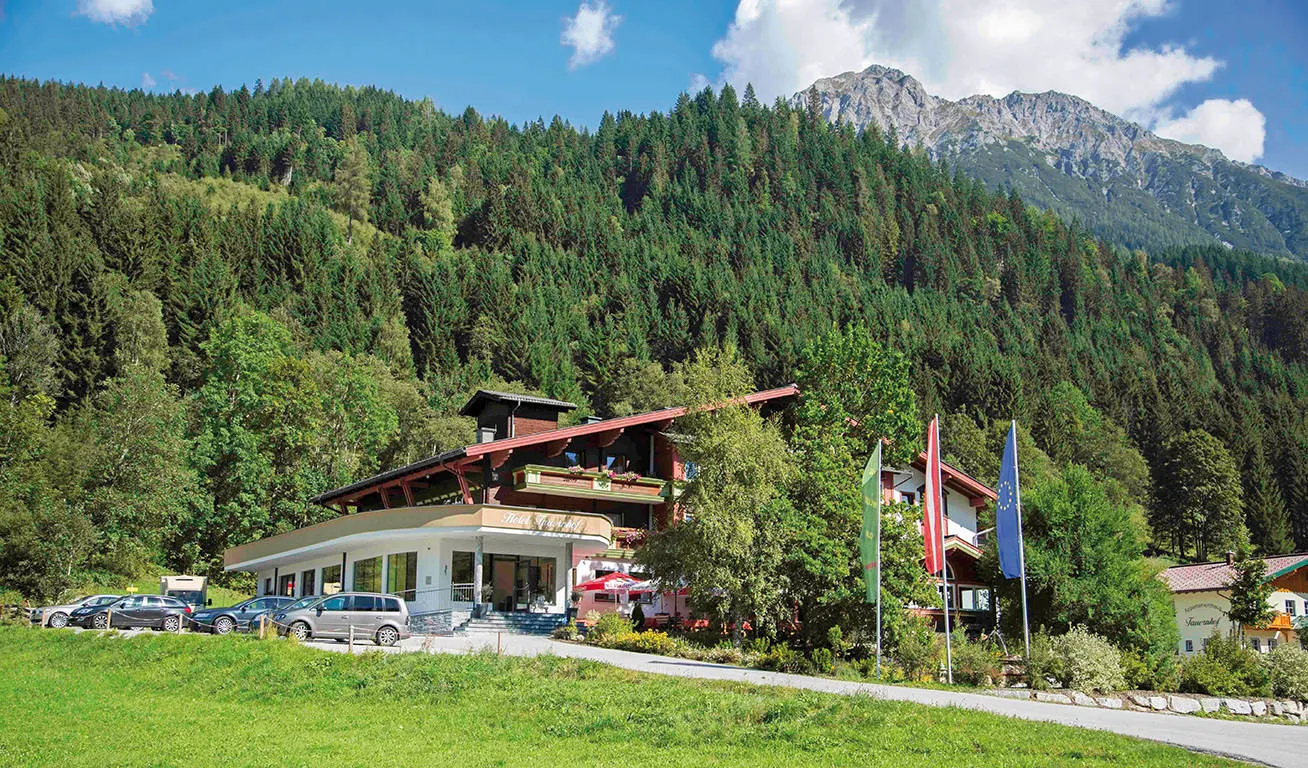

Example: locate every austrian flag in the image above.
[922,415,945,575]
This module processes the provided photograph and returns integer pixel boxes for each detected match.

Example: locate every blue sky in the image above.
[1,1,1305,178]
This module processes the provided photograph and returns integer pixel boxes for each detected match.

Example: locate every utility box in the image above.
[160,575,208,611]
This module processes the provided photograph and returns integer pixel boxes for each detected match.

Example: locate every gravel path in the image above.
[304,633,1308,767]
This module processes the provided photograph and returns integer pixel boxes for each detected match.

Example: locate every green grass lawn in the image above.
[0,627,1238,768]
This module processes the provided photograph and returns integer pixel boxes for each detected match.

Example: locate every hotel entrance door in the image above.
[485,554,558,612]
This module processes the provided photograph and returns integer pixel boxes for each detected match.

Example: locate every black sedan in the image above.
[70,594,192,631]
[188,596,295,634]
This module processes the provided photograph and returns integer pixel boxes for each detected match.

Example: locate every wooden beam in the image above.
[401,480,416,507]
[592,427,624,448]
[378,486,391,509]
[450,462,474,505]
[542,437,572,458]
[337,502,349,516]
[646,418,673,432]
[487,448,514,470]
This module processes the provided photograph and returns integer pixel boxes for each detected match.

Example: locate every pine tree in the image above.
[1245,447,1293,555]
[336,138,371,244]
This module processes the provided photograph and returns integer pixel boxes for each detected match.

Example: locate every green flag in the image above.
[860,442,882,605]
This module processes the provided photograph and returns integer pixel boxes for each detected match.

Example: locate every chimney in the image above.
[582,415,604,424]
[1225,550,1235,566]
[477,426,497,444]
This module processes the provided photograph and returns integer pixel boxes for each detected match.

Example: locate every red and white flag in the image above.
[922,415,945,575]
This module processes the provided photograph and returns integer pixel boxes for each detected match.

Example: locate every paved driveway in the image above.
[304,633,1308,767]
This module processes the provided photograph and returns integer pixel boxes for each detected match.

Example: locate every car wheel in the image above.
[376,626,399,647]
[91,613,109,630]
[214,616,236,635]
[162,615,181,633]
[47,612,68,629]
[290,621,310,642]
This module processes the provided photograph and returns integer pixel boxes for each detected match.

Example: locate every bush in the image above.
[1179,633,1271,697]
[586,612,632,646]
[630,603,645,629]
[892,616,940,682]
[1264,643,1308,700]
[1120,648,1178,692]
[1050,626,1125,693]
[610,630,679,656]
[949,627,1001,686]
[1025,633,1059,690]
[551,619,581,642]
[810,647,834,675]
[743,636,771,655]
[757,645,809,673]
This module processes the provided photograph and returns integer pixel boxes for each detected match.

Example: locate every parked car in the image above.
[273,592,410,646]
[31,594,120,628]
[188,596,295,635]
[70,594,192,631]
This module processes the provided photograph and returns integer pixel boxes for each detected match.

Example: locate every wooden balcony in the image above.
[512,464,675,505]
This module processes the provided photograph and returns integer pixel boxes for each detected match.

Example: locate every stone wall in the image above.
[409,610,453,636]
[990,688,1306,722]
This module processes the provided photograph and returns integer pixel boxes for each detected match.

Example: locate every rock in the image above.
[1129,694,1153,709]
[1200,698,1222,713]
[1271,701,1283,716]
[990,689,1031,700]
[1034,692,1072,705]
[1096,697,1124,709]
[1149,696,1168,711]
[1224,698,1253,716]
[1283,700,1303,716]
[1250,701,1267,716]
[1070,692,1097,706]
[1168,696,1201,714]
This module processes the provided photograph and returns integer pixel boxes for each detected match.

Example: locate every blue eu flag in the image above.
[995,422,1024,580]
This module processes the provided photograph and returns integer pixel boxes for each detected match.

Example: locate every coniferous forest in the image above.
[1,75,1307,597]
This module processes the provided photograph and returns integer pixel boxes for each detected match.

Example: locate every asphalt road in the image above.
[305,633,1308,767]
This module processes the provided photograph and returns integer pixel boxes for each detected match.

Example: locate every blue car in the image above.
[187,596,295,635]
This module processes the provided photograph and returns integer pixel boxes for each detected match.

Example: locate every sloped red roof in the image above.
[908,454,999,502]
[1162,553,1308,593]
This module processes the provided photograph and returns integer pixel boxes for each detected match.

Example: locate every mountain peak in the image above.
[793,64,1308,260]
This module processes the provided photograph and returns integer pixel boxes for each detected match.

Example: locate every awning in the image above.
[575,573,639,591]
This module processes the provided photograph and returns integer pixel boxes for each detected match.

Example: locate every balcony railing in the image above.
[513,464,676,505]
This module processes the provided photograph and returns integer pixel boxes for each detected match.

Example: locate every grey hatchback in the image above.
[272,592,410,646]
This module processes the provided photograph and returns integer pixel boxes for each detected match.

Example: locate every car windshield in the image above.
[88,596,117,607]
[282,597,319,611]
[166,590,204,602]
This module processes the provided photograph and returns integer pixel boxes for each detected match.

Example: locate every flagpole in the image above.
[936,415,953,684]
[1013,420,1031,660]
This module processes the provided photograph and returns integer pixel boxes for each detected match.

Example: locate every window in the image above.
[263,578,273,596]
[900,491,917,505]
[322,565,342,595]
[352,556,382,593]
[387,552,418,602]
[301,569,316,597]
[142,596,163,607]
[383,597,402,613]
[564,449,581,466]
[1286,600,1297,617]
[452,551,475,585]
[1185,640,1193,653]
[319,595,348,611]
[277,573,296,597]
[1252,638,1261,652]
[683,461,699,480]
[960,587,991,611]
[594,593,616,603]
[348,595,379,612]
[1270,639,1278,650]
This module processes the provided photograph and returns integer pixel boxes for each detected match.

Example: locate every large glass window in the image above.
[277,573,296,597]
[387,552,418,602]
[352,556,382,593]
[322,565,342,595]
[300,569,316,597]
[452,551,475,585]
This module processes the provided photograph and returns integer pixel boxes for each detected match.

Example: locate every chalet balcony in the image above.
[512,464,677,505]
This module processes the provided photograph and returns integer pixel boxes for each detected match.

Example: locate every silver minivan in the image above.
[272,592,410,646]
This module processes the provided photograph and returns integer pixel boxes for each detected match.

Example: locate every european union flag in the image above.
[995,421,1025,579]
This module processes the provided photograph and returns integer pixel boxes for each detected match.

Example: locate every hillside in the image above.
[797,65,1308,260]
[0,76,1306,594]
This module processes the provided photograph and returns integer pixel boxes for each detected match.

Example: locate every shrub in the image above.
[1120,648,1178,692]
[587,612,632,646]
[743,636,771,655]
[703,642,746,666]
[1179,633,1271,697]
[1050,626,1125,693]
[810,647,834,675]
[611,630,679,656]
[757,645,808,673]
[1264,643,1308,700]
[1025,632,1060,690]
[551,620,581,642]
[892,616,940,682]
[949,627,1001,686]
[826,625,847,658]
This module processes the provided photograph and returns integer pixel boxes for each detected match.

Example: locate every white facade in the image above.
[1172,588,1306,655]
[884,465,982,544]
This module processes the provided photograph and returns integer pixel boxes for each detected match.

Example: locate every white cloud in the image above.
[1154,98,1266,163]
[707,0,1221,119]
[76,0,153,26]
[141,71,156,89]
[561,0,621,69]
